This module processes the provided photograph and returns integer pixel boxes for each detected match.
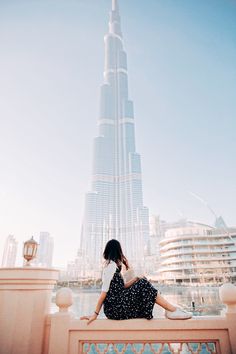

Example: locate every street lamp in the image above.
[23,236,38,266]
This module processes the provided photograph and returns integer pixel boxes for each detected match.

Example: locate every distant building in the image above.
[144,216,162,275]
[144,216,186,276]
[36,232,54,267]
[1,235,18,267]
[157,221,236,284]
[215,216,227,229]
[66,250,89,281]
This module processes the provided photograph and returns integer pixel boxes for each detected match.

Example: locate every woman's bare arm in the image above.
[80,291,107,325]
[95,291,107,314]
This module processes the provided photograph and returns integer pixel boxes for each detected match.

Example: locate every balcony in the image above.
[160,248,236,258]
[160,233,236,246]
[160,240,235,252]
[161,255,236,265]
[158,264,236,273]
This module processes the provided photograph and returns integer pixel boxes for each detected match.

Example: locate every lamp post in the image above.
[23,236,38,266]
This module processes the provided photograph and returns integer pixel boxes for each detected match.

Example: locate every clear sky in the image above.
[0,0,235,267]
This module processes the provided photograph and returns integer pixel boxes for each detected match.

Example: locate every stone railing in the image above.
[1,267,235,354]
[45,283,236,354]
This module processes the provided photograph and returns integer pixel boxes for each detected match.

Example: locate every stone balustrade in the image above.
[45,283,236,354]
[0,267,235,354]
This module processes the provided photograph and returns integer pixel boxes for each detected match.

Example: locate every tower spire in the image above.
[112,0,119,13]
[110,0,122,36]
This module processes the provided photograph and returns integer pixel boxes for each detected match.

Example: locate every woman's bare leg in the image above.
[155,294,176,312]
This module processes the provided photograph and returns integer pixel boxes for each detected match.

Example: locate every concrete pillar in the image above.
[48,288,73,354]
[0,267,58,354]
[220,283,236,353]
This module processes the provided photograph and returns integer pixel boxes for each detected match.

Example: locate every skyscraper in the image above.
[1,235,18,268]
[80,0,149,274]
[36,232,54,267]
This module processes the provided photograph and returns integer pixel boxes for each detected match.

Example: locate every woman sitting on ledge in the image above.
[81,239,192,324]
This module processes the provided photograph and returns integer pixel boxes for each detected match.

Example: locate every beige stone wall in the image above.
[0,268,58,354]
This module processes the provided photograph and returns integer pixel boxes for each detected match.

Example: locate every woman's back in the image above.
[102,261,158,320]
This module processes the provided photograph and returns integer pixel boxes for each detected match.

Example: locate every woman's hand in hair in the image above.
[80,313,98,325]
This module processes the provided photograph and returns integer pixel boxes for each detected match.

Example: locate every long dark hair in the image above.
[103,239,129,270]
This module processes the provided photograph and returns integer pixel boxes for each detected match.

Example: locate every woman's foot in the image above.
[165,308,192,320]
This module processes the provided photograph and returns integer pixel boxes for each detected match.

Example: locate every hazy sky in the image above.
[0,0,235,267]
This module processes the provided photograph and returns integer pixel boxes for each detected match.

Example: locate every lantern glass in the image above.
[23,237,38,265]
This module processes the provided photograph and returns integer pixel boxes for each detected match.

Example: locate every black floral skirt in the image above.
[103,269,158,320]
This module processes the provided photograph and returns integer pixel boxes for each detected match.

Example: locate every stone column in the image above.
[48,288,74,354]
[220,283,236,353]
[0,267,58,354]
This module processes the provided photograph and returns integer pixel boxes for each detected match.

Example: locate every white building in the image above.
[1,235,18,267]
[158,221,236,284]
[36,232,54,267]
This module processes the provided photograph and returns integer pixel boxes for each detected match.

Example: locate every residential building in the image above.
[158,221,236,284]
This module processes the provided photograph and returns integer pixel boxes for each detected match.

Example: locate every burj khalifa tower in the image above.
[81,0,149,274]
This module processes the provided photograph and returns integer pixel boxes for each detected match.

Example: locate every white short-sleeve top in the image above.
[101,261,118,292]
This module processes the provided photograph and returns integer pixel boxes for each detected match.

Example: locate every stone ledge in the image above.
[46,316,229,330]
[0,268,59,290]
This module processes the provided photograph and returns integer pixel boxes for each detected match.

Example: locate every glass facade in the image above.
[80,0,149,274]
